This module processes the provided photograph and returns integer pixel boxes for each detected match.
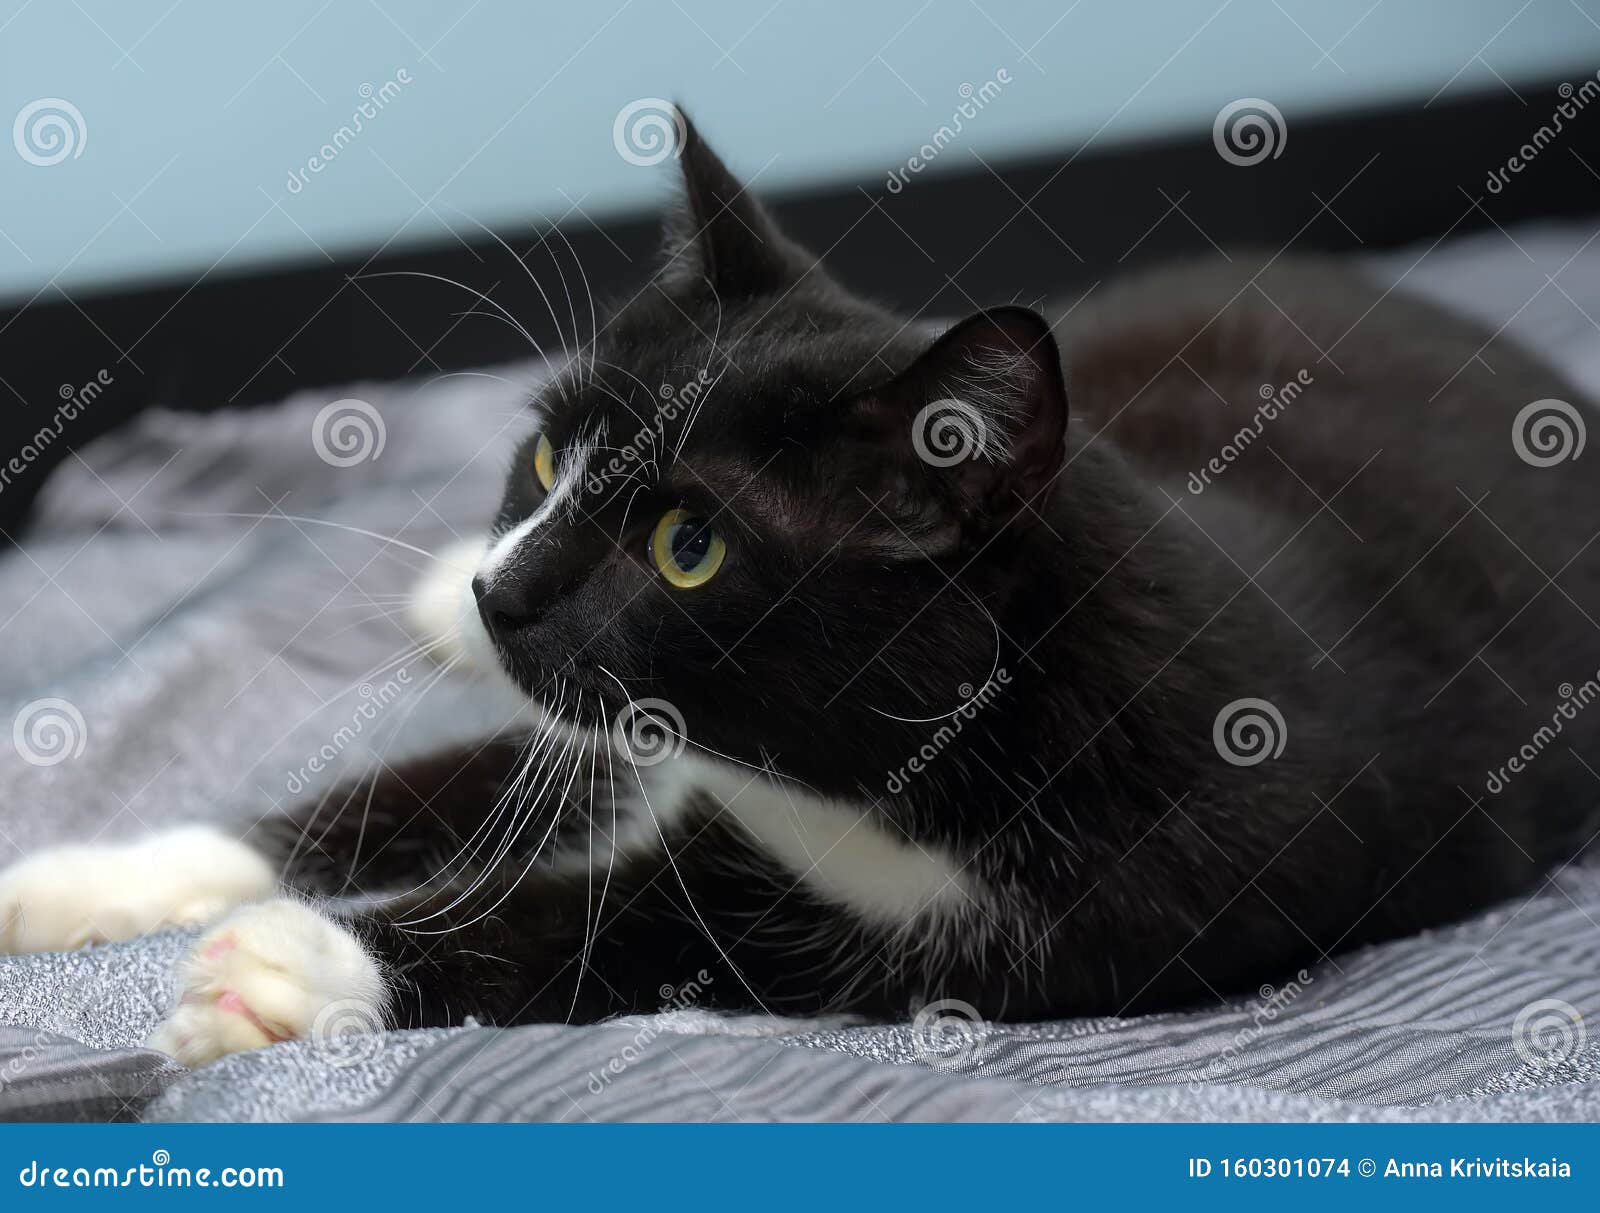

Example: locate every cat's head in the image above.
[471,113,1068,792]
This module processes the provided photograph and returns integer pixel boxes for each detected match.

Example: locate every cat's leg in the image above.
[141,732,570,1066]
[0,825,276,954]
[144,741,953,1064]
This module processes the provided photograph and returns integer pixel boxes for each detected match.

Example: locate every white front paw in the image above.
[0,826,276,954]
[145,898,386,1068]
[144,896,387,1068]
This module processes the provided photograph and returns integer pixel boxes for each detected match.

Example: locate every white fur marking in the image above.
[476,440,592,585]
[145,898,384,1068]
[0,826,276,954]
[406,535,500,675]
[633,753,970,925]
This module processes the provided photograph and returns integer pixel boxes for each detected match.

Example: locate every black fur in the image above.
[265,116,1600,1029]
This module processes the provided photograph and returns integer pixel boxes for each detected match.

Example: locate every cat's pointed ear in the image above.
[658,110,814,297]
[846,307,1068,540]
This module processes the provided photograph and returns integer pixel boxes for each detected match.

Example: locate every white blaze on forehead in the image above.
[476,438,593,585]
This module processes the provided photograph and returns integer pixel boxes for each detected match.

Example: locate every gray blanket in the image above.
[3,221,1599,1122]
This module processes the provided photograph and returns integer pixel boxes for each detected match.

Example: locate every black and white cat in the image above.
[4,117,1597,1067]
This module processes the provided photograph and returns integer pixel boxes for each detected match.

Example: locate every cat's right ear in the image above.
[653,108,816,297]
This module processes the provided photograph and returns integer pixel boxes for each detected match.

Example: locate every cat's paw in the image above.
[145,898,385,1068]
[0,826,276,954]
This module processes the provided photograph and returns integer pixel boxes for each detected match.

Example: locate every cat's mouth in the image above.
[489,645,646,724]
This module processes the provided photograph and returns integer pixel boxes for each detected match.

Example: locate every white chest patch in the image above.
[635,752,971,926]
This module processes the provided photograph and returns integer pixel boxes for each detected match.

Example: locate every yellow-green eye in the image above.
[651,509,726,589]
[533,433,556,490]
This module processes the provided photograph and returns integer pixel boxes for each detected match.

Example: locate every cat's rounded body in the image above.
[3,119,1595,1063]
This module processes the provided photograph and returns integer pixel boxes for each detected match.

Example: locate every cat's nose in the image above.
[472,573,536,636]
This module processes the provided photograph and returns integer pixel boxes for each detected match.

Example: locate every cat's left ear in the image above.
[658,110,816,297]
[846,307,1068,535]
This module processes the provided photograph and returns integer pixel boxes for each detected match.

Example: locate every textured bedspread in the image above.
[2,221,1599,1122]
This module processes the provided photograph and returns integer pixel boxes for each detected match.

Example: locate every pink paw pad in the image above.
[201,934,237,960]
[214,988,292,1044]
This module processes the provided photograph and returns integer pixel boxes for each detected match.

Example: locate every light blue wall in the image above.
[2,0,1597,302]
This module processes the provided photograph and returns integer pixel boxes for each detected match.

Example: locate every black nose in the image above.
[472,573,536,636]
